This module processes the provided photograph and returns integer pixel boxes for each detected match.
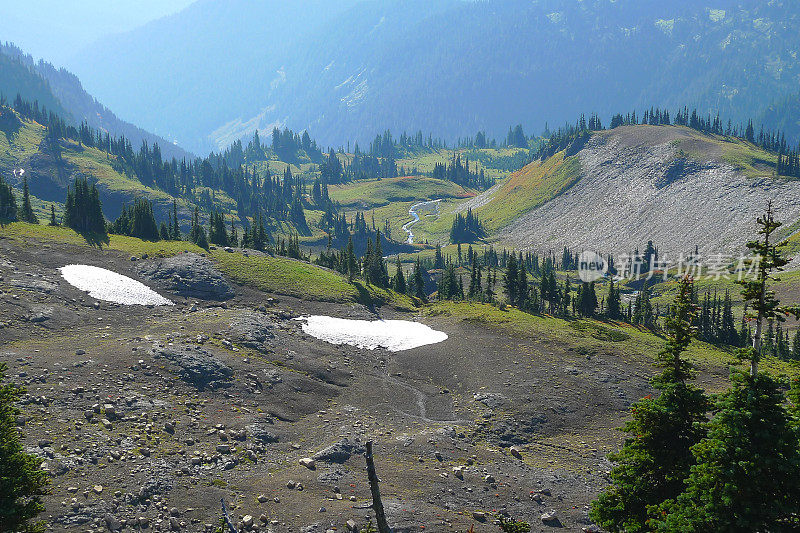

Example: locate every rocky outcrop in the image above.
[312,439,365,463]
[138,253,233,300]
[154,346,233,390]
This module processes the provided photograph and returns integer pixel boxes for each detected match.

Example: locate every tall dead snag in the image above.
[365,440,391,533]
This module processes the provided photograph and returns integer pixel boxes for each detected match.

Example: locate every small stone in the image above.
[93,485,103,494]
[299,457,315,469]
[257,494,268,503]
[242,515,254,528]
[541,511,559,525]
[472,511,486,522]
[75,349,86,355]
[346,519,358,531]
[286,480,296,489]
[510,446,522,459]
[484,474,495,483]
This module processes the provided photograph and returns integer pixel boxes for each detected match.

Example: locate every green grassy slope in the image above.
[0,221,415,309]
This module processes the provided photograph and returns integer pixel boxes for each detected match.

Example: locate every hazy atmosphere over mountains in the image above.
[63,0,800,153]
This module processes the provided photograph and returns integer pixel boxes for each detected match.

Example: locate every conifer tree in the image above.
[392,256,406,294]
[228,217,238,247]
[0,363,49,533]
[189,206,208,249]
[504,254,518,305]
[606,279,622,319]
[577,281,598,317]
[64,177,105,236]
[20,177,37,224]
[412,259,426,301]
[591,278,708,532]
[517,262,528,309]
[653,207,800,531]
[48,204,57,226]
[170,199,180,239]
[0,174,18,221]
[346,236,357,282]
[736,202,796,374]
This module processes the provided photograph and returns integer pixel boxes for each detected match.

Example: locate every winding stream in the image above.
[402,199,441,244]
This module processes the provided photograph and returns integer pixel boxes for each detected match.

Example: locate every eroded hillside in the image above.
[488,126,800,255]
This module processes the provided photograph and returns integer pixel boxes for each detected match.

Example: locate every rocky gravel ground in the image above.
[0,235,729,532]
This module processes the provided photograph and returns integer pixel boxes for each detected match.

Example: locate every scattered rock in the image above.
[299,457,316,469]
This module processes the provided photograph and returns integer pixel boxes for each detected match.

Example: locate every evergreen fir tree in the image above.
[412,259,426,301]
[0,174,18,221]
[607,279,622,319]
[48,204,57,226]
[0,363,49,533]
[591,278,708,532]
[736,202,796,375]
[392,256,406,294]
[64,177,106,236]
[504,254,518,305]
[346,236,357,282]
[516,263,529,310]
[19,177,37,224]
[189,206,208,249]
[654,372,800,531]
[170,200,180,240]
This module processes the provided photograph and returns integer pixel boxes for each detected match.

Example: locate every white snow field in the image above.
[296,315,448,351]
[59,265,173,306]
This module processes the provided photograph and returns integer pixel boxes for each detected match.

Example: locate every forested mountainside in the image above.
[759,91,800,148]
[70,0,800,153]
[0,42,190,160]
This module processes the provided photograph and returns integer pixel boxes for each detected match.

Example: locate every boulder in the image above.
[157,347,233,390]
[138,253,233,300]
[312,439,365,464]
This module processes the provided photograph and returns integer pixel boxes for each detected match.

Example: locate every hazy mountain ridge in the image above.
[69,0,800,153]
[0,42,191,160]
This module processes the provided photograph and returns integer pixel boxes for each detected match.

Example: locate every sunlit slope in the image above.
[467,125,800,254]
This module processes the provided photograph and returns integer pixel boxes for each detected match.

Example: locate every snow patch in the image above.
[295,316,447,352]
[59,265,173,306]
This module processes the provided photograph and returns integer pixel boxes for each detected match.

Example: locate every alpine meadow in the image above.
[3,1,800,532]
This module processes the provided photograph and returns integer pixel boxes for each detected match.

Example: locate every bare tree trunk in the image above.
[365,441,391,533]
